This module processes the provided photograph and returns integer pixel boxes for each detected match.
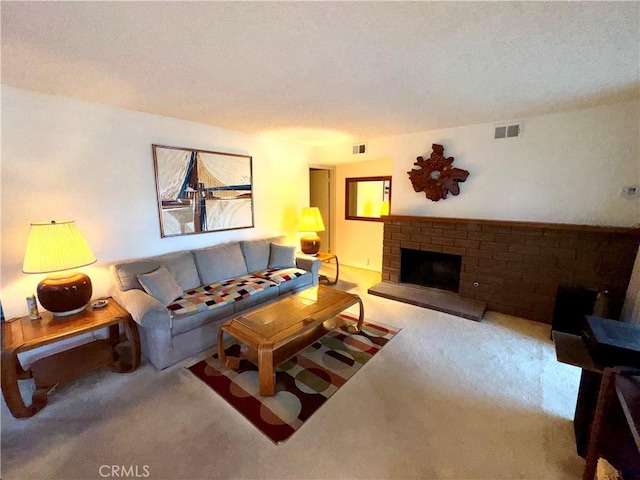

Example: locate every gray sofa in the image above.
[110,236,320,369]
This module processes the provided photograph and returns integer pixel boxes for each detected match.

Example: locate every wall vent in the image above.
[494,123,522,139]
[352,143,367,155]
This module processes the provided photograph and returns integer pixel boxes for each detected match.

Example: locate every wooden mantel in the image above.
[383,215,640,236]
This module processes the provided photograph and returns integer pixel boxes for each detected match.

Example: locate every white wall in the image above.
[315,100,639,281]
[1,86,313,318]
[316,100,640,227]
[393,101,639,225]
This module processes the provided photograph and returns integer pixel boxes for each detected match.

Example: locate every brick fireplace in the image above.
[378,216,640,323]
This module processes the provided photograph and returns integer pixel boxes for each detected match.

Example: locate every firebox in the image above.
[400,248,462,293]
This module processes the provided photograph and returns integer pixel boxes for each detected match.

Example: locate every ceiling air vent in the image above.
[352,143,367,155]
[494,123,522,140]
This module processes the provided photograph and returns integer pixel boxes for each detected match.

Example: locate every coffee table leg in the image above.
[218,326,239,370]
[345,295,365,334]
[258,343,275,396]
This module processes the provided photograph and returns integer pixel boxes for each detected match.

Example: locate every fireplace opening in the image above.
[400,248,462,293]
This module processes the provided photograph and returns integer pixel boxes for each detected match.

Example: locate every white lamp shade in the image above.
[298,207,326,232]
[23,221,96,274]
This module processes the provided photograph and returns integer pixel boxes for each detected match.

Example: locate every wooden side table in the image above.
[1,298,140,418]
[316,252,339,285]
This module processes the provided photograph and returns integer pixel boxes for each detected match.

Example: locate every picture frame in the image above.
[151,144,254,237]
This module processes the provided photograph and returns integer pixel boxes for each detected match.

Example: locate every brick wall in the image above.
[382,216,640,323]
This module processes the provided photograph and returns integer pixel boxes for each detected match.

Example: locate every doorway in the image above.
[309,168,332,253]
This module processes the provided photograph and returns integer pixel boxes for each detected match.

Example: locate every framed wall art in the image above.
[152,144,254,237]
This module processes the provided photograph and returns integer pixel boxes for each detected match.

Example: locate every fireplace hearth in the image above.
[400,248,461,293]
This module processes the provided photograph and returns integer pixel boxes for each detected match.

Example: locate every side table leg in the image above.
[124,319,141,371]
[258,343,275,396]
[1,349,42,418]
[108,324,120,347]
[108,324,120,367]
[112,319,141,373]
[320,256,339,285]
[345,295,365,334]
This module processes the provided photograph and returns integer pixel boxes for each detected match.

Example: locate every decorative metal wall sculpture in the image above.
[407,144,469,202]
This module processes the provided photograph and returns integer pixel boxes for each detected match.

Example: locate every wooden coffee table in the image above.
[217,285,364,396]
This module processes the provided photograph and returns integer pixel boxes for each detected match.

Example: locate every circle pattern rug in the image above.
[187,315,400,443]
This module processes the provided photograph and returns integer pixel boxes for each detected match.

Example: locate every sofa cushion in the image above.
[213,275,278,302]
[137,266,184,306]
[255,267,306,284]
[276,271,313,294]
[268,243,296,268]
[170,302,235,336]
[161,252,201,291]
[167,275,277,317]
[112,251,200,292]
[231,283,279,312]
[167,285,236,317]
[113,260,155,291]
[194,243,249,285]
[255,268,312,295]
[239,236,286,272]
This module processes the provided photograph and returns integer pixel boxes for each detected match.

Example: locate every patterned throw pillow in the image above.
[268,243,296,269]
[137,266,184,306]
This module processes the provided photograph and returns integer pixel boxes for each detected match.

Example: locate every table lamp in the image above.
[298,207,325,255]
[22,221,96,316]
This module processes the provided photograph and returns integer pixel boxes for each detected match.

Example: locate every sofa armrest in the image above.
[112,288,172,330]
[295,253,321,285]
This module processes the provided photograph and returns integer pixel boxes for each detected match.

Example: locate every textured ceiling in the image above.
[2,1,638,146]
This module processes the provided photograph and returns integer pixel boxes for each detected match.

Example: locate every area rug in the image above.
[187,315,399,443]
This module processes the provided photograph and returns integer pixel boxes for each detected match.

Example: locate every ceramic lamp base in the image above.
[37,272,92,317]
[300,233,321,255]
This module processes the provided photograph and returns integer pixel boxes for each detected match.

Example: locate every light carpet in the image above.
[0,265,584,479]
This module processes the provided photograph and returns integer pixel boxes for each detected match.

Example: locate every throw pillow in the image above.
[137,266,184,306]
[268,243,296,269]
